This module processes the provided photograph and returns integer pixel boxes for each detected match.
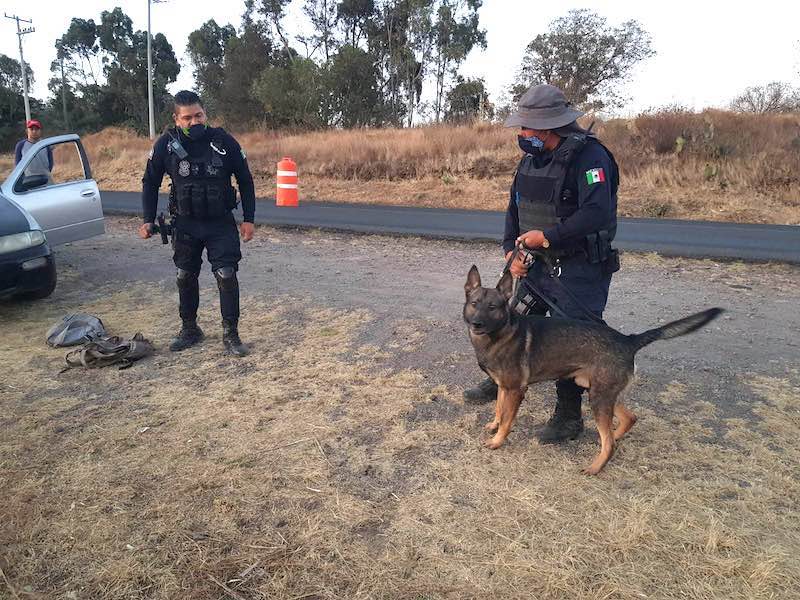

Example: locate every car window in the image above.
[15,141,88,193]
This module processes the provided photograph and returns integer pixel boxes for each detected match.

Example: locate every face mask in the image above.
[182,123,207,140]
[518,134,545,155]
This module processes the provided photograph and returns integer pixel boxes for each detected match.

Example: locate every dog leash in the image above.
[503,243,566,318]
[503,243,568,318]
[547,268,606,324]
[504,241,605,324]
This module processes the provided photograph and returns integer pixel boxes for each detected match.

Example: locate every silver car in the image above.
[0,134,104,299]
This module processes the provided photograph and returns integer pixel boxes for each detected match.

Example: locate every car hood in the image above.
[0,193,33,236]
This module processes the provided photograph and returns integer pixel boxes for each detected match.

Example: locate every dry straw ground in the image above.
[2,109,798,224]
[1,233,799,599]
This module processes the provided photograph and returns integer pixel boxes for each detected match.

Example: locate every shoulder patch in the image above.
[148,148,154,160]
[240,148,247,160]
[585,167,605,185]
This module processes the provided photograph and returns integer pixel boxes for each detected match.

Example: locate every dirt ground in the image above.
[1,217,799,600]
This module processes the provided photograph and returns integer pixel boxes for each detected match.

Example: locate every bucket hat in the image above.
[504,84,584,130]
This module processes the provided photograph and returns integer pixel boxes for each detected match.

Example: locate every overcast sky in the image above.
[2,0,799,118]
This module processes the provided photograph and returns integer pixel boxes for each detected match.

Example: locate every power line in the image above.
[4,13,35,123]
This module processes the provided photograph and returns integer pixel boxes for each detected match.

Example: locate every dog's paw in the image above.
[581,464,603,476]
[484,436,505,450]
[484,421,499,433]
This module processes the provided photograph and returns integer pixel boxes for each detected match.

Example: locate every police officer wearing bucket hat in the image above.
[463,83,621,445]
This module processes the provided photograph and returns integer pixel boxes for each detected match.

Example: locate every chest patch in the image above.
[178,160,190,177]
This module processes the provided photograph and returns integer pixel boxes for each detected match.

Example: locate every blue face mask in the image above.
[518,134,545,155]
[182,123,207,140]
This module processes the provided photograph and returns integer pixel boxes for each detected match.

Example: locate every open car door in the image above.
[1,134,104,246]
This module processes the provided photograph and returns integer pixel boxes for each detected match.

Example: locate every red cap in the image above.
[26,119,42,129]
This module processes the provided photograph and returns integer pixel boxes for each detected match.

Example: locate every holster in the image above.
[585,230,620,274]
[603,248,620,275]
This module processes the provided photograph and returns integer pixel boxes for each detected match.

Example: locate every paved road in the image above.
[100,191,800,263]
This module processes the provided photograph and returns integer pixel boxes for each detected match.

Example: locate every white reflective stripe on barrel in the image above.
[277,183,298,189]
[277,170,298,177]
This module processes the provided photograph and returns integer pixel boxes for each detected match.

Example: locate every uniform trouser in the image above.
[172,214,242,323]
[522,257,612,414]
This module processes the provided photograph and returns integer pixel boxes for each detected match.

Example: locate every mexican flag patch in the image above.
[585,168,605,185]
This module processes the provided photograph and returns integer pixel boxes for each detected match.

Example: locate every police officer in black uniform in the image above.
[138,90,256,357]
[463,83,620,444]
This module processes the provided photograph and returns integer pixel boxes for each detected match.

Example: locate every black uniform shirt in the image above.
[503,140,618,254]
[141,126,256,224]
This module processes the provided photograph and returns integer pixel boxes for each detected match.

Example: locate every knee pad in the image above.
[213,266,238,292]
[176,268,198,289]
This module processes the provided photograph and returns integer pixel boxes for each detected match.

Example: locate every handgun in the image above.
[151,212,173,245]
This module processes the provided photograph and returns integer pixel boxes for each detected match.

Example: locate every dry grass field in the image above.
[2,109,798,224]
[1,220,799,599]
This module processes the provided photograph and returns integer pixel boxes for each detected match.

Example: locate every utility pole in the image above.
[146,0,155,139]
[60,55,70,130]
[4,13,35,123]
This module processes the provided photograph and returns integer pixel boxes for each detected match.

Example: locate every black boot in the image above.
[463,376,498,404]
[222,320,249,357]
[537,379,584,443]
[169,320,204,352]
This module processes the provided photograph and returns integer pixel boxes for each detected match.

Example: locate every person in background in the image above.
[14,119,53,178]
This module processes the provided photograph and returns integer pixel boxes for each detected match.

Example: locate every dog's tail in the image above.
[629,307,724,351]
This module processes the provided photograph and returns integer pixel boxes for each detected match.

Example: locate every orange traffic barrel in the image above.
[276,157,298,206]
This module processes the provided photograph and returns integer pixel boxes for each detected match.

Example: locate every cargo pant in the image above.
[172,213,242,322]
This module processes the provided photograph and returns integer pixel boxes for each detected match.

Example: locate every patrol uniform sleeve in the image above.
[502,178,520,255]
[224,133,256,223]
[141,136,168,224]
[14,140,24,165]
[542,144,616,248]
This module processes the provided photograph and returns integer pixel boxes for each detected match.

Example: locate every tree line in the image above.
[1,4,797,151]
[187,0,488,129]
[1,0,488,146]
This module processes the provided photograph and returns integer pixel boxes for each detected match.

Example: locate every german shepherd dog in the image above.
[463,265,723,475]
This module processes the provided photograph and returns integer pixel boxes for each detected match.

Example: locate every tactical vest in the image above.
[166,135,237,219]
[515,135,618,245]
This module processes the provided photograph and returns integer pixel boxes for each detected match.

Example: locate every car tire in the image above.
[20,258,57,300]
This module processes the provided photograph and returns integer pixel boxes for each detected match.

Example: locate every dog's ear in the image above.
[496,270,514,301]
[465,265,481,296]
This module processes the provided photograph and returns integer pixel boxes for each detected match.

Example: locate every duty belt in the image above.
[545,246,585,260]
